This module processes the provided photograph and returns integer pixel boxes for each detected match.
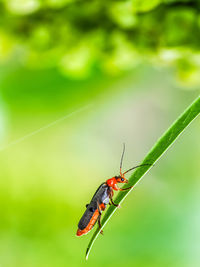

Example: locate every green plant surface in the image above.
[86,94,200,260]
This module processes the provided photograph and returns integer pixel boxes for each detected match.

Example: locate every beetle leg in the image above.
[97,201,103,235]
[118,185,133,191]
[110,197,118,207]
[97,214,103,235]
[110,197,121,208]
[108,192,120,208]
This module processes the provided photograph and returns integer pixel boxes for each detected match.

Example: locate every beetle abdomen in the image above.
[77,203,106,236]
[76,209,99,236]
[76,183,110,236]
[78,203,97,230]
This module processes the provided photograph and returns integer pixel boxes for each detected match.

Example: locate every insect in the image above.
[76,144,150,236]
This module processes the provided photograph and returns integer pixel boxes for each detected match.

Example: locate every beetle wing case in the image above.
[77,183,110,234]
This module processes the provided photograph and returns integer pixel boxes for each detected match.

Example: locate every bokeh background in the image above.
[0,1,200,266]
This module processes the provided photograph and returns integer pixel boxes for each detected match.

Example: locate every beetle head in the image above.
[115,175,128,184]
[106,144,153,189]
[106,175,128,189]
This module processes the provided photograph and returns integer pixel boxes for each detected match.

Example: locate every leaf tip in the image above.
[85,247,89,260]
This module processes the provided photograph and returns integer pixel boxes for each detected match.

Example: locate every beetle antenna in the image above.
[120,143,125,176]
[123,164,153,175]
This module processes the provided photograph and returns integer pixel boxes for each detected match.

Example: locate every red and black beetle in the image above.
[76,144,150,236]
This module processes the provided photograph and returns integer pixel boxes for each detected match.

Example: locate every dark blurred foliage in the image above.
[0,0,200,86]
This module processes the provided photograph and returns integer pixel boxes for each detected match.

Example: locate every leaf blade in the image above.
[86,95,200,260]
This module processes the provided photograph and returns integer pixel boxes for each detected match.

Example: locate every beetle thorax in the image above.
[106,177,117,188]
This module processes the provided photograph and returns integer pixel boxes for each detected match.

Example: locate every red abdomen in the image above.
[76,209,99,236]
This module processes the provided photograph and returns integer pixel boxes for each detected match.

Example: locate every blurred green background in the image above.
[0,1,200,266]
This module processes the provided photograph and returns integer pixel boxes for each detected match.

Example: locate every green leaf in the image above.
[131,0,161,13]
[86,95,200,260]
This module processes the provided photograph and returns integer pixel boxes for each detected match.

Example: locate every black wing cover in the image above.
[78,183,109,230]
